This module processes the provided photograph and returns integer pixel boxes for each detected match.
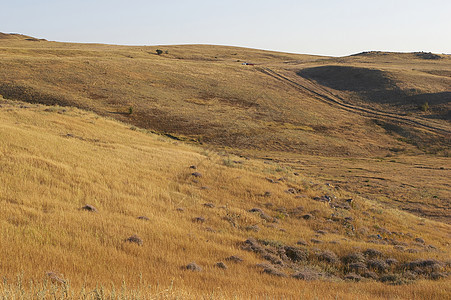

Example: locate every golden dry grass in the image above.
[0,33,450,298]
[1,35,449,159]
[1,98,450,298]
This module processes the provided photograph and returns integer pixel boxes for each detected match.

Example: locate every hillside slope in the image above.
[0,34,450,226]
[0,98,450,298]
[0,34,449,159]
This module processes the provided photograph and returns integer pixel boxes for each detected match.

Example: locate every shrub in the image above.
[292,268,323,281]
[349,262,367,273]
[259,213,274,222]
[284,246,308,262]
[288,206,304,218]
[404,259,443,274]
[420,102,429,112]
[362,271,379,280]
[225,255,243,263]
[125,235,143,246]
[363,248,383,258]
[185,262,202,271]
[342,252,366,264]
[260,239,284,248]
[379,274,407,285]
[215,262,227,269]
[406,248,419,253]
[192,217,205,224]
[156,49,163,55]
[403,271,418,280]
[296,239,308,246]
[317,250,338,264]
[394,245,405,251]
[344,273,362,281]
[385,258,398,266]
[242,238,266,254]
[367,259,389,273]
[380,274,398,282]
[245,225,260,232]
[263,254,283,265]
[430,272,447,280]
[257,264,287,277]
[248,208,264,214]
[414,237,425,244]
[81,204,98,212]
[302,214,313,220]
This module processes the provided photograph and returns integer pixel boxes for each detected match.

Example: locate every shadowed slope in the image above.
[297,65,451,117]
[297,66,404,103]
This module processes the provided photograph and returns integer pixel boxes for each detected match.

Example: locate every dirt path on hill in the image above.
[258,67,451,136]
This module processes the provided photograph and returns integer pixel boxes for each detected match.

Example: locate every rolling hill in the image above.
[1,33,449,157]
[0,33,450,298]
[1,33,449,223]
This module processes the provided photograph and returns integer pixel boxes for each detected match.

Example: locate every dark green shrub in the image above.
[420,102,429,112]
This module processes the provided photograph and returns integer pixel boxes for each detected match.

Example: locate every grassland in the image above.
[1,33,450,223]
[1,35,449,157]
[0,33,450,298]
[1,98,450,299]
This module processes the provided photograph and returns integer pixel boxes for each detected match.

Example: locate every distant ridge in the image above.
[0,32,46,41]
[351,50,444,60]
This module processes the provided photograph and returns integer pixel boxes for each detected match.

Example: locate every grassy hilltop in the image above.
[0,33,449,157]
[0,33,450,298]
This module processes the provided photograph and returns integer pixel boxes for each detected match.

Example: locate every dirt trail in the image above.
[258,67,451,136]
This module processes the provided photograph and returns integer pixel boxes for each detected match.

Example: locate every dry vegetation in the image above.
[1,99,450,298]
[0,33,450,298]
[1,34,449,157]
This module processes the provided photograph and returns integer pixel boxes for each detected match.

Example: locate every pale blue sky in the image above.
[1,0,450,56]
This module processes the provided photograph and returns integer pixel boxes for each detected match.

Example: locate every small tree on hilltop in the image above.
[156,49,163,55]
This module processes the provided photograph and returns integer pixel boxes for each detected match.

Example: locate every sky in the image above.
[1,0,450,56]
